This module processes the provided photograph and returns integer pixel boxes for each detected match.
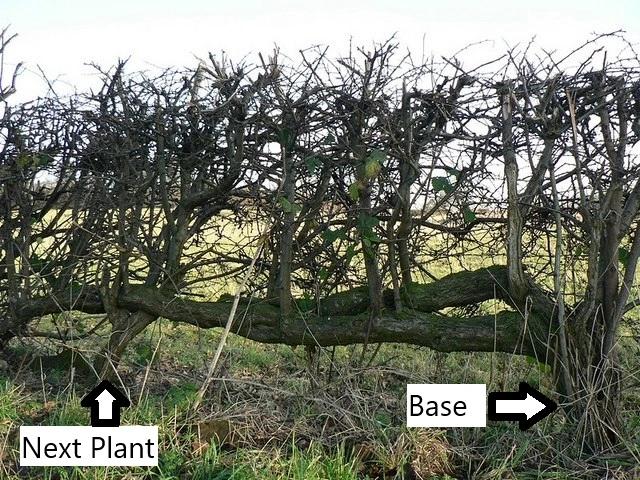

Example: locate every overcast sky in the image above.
[3,0,639,101]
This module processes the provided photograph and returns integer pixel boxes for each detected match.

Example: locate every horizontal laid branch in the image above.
[310,265,510,315]
[118,284,546,358]
[15,286,104,321]
[8,266,551,361]
[14,266,511,321]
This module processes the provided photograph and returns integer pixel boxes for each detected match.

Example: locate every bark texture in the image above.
[8,266,550,361]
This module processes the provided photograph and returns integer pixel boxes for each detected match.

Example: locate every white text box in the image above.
[407,384,486,427]
[20,426,158,467]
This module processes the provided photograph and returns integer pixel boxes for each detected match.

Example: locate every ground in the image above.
[0,318,638,479]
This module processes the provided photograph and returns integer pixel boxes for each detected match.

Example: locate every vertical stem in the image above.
[386,226,402,312]
[501,85,527,302]
[277,148,296,317]
[550,166,574,399]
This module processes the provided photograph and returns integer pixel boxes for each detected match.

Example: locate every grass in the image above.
[1,320,638,479]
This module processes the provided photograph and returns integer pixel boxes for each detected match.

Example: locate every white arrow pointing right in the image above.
[495,393,547,420]
[96,389,116,420]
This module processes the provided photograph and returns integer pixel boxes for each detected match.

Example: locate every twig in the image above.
[193,232,267,410]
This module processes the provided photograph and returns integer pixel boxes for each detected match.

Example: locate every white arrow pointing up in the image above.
[96,389,116,420]
[495,393,547,420]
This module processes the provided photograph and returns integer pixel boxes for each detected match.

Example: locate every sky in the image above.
[2,0,640,102]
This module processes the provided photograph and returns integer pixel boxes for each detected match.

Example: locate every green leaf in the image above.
[364,159,381,179]
[619,247,630,268]
[29,253,45,272]
[348,181,361,202]
[374,411,392,428]
[278,197,301,214]
[364,150,384,179]
[344,244,357,265]
[277,127,295,150]
[296,297,314,312]
[463,206,477,224]
[324,133,336,145]
[304,155,322,174]
[322,228,346,243]
[432,176,453,194]
[367,233,381,243]
[357,213,379,232]
[318,268,329,281]
[16,153,31,169]
[35,153,54,167]
[17,152,54,169]
[357,214,380,247]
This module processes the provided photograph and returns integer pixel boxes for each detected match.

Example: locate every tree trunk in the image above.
[96,311,156,379]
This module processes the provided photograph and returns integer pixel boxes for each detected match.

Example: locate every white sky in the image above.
[3,0,640,102]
